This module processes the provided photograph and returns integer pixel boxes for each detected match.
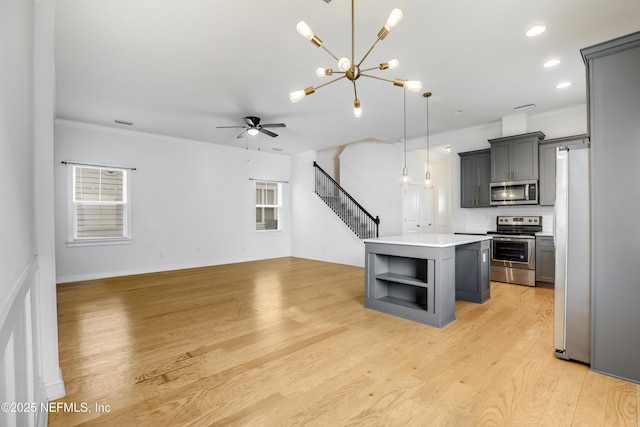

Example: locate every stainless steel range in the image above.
[488,215,542,287]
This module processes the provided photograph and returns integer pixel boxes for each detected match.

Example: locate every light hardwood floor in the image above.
[50,257,639,426]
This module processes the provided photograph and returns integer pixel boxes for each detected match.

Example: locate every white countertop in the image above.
[364,233,493,248]
[452,229,490,236]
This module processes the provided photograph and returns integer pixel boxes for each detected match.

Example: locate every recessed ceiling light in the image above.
[556,82,572,89]
[526,25,546,37]
[544,59,560,68]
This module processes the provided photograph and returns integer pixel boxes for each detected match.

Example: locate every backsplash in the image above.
[453,205,555,234]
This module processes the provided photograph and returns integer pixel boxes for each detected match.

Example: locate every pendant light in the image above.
[399,87,413,186]
[423,91,434,190]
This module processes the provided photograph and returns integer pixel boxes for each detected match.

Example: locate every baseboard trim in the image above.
[45,368,66,400]
[56,256,289,284]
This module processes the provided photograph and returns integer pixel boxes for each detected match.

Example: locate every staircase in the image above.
[313,161,379,240]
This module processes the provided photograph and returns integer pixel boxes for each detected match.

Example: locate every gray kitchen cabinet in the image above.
[535,236,555,284]
[489,131,545,182]
[583,31,640,383]
[538,135,588,206]
[455,240,491,303]
[459,149,491,208]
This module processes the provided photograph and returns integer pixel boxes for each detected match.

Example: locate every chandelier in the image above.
[290,0,422,118]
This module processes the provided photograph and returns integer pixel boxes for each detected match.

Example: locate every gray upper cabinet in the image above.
[489,131,545,182]
[459,149,491,208]
[538,135,588,206]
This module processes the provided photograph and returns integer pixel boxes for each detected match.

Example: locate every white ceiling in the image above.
[54,0,640,154]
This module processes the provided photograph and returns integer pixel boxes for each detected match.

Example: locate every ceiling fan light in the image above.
[353,99,363,118]
[247,128,259,136]
[338,57,351,72]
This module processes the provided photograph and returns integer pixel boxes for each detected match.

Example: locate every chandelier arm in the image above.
[360,66,384,73]
[352,81,358,100]
[320,45,341,62]
[360,73,394,83]
[357,38,382,68]
[314,75,348,91]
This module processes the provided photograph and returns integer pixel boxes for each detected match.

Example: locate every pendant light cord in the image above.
[424,91,432,173]
[403,87,407,167]
[426,94,430,171]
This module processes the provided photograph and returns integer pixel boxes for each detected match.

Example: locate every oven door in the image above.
[491,236,535,269]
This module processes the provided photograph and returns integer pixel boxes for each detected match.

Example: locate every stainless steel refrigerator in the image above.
[553,143,590,364]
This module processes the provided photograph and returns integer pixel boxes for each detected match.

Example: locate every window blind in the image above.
[73,166,127,239]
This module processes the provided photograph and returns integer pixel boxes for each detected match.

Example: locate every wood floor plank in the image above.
[572,369,610,427]
[604,377,638,426]
[49,257,639,426]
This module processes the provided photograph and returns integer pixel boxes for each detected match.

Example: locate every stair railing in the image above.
[313,161,380,239]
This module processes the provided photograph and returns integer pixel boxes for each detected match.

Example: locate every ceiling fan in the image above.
[216,116,286,138]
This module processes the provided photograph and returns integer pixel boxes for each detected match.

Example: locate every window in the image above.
[70,165,131,242]
[255,181,281,231]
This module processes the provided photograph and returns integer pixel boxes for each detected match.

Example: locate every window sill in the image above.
[253,229,286,236]
[66,238,133,248]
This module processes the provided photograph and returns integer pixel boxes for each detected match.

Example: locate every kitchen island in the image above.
[363,234,492,327]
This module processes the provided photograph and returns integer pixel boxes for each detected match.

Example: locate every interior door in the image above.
[420,187,434,233]
[402,185,420,234]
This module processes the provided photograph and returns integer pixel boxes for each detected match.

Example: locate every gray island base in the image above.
[364,234,492,328]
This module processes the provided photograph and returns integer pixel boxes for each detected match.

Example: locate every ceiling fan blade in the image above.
[259,128,278,138]
[216,125,247,129]
[236,129,249,138]
[260,123,286,128]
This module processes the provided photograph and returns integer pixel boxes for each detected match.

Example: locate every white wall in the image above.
[290,151,365,267]
[54,121,292,282]
[1,0,63,425]
[339,141,404,236]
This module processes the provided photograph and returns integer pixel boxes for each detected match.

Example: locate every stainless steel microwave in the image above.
[489,180,538,206]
